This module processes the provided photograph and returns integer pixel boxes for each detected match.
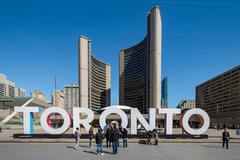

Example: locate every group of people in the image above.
[74,124,231,156]
[74,122,128,156]
[146,129,159,145]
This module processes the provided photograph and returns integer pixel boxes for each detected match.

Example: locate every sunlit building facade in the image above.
[196,65,240,128]
[78,36,111,112]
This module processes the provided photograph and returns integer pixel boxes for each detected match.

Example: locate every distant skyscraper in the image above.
[0,73,15,97]
[119,6,162,113]
[64,84,79,113]
[31,91,46,102]
[161,76,168,108]
[16,88,26,97]
[52,90,64,107]
[78,36,111,112]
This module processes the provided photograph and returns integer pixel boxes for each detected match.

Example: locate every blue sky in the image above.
[0,0,239,107]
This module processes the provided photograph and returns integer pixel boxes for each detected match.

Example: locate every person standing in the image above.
[74,127,80,150]
[105,127,111,148]
[122,128,128,148]
[103,123,109,135]
[119,125,123,134]
[110,123,119,154]
[222,128,230,149]
[146,130,152,144]
[116,125,121,147]
[0,126,2,133]
[95,128,104,156]
[153,129,159,145]
[89,126,94,148]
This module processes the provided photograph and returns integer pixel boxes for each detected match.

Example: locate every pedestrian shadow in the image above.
[83,150,113,155]
[79,144,89,148]
[103,150,113,154]
[83,150,96,155]
[65,145,89,150]
[66,146,75,150]
[201,145,222,149]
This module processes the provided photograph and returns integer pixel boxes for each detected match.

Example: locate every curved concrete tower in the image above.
[149,7,162,109]
[79,36,89,108]
[119,6,162,113]
[78,36,111,112]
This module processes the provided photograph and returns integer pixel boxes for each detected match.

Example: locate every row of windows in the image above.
[91,63,106,75]
[87,53,110,111]
[91,55,107,69]
[91,73,106,85]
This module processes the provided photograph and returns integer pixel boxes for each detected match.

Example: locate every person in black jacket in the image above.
[105,127,111,148]
[110,123,120,154]
[146,130,153,144]
[89,127,94,148]
[122,128,128,148]
[95,128,104,156]
[222,128,230,149]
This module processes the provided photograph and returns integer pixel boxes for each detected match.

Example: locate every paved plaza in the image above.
[1,128,240,143]
[0,143,239,160]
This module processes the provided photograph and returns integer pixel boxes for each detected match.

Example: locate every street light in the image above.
[216,105,221,130]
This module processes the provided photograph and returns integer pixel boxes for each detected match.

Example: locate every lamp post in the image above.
[216,105,221,130]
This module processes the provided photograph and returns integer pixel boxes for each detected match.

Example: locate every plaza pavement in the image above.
[0,128,240,143]
[0,143,239,160]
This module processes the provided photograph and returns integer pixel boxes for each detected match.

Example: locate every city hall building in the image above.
[78,36,111,113]
[119,6,162,113]
[196,65,240,128]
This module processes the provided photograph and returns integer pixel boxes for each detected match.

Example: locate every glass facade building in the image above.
[161,76,168,108]
[119,6,162,113]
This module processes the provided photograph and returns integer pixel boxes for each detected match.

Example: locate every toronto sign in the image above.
[13,106,210,135]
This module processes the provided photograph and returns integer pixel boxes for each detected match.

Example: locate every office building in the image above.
[51,90,64,107]
[119,6,162,113]
[0,73,16,97]
[31,91,46,102]
[161,76,168,108]
[78,36,111,112]
[64,84,79,114]
[196,65,240,128]
[16,88,26,97]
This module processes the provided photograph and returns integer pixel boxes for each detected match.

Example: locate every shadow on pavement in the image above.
[66,146,75,150]
[201,145,222,148]
[83,150,96,155]
[65,144,89,150]
[79,144,89,148]
[83,150,113,155]
[103,150,113,154]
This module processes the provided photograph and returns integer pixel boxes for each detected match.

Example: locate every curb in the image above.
[1,139,240,144]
